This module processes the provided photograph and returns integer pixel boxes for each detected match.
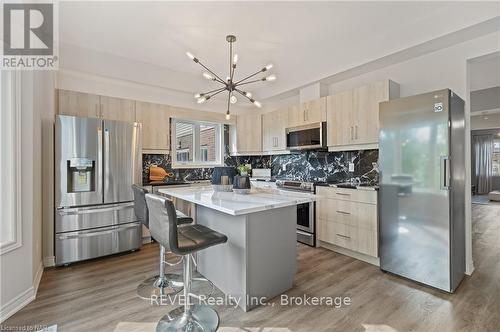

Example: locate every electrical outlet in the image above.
[348,162,355,172]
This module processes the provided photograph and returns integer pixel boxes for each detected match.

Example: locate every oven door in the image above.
[297,202,314,233]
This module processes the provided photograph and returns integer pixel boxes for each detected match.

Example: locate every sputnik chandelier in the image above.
[186,35,276,120]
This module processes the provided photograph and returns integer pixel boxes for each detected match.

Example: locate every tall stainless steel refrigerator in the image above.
[55,115,142,265]
[379,89,465,292]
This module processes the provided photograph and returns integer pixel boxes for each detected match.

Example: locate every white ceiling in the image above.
[59,1,500,102]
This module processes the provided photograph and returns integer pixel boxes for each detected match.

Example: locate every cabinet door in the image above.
[303,97,326,123]
[236,113,262,153]
[262,111,274,151]
[262,108,287,151]
[57,90,100,118]
[327,90,354,147]
[354,81,389,144]
[135,101,171,151]
[287,104,302,127]
[100,96,136,122]
[274,108,288,150]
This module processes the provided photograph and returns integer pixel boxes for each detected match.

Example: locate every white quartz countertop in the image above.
[158,186,315,216]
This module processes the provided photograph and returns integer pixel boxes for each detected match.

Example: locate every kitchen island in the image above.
[158,186,315,311]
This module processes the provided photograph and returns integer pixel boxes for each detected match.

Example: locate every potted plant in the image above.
[237,164,251,176]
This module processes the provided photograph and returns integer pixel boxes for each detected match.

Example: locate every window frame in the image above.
[171,118,223,169]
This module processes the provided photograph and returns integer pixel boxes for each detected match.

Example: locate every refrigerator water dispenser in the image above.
[67,158,95,192]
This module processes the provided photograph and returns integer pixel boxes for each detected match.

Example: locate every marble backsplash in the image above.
[143,149,378,185]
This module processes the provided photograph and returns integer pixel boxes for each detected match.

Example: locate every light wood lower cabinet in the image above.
[316,186,378,258]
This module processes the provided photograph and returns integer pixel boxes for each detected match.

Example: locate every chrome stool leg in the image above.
[189,254,215,298]
[136,245,183,300]
[156,253,219,332]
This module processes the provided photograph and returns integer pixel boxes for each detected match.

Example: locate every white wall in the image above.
[0,70,48,322]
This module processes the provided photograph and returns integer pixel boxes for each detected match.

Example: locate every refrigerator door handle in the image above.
[97,124,104,201]
[441,156,450,190]
[56,202,134,216]
[104,125,110,198]
[57,222,140,240]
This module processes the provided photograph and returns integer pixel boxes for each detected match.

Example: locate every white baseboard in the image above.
[142,236,152,244]
[466,264,475,276]
[43,256,55,267]
[0,263,44,323]
[34,262,44,293]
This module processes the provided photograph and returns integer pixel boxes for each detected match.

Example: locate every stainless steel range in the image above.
[276,180,315,246]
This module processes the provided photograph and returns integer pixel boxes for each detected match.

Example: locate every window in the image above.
[171,119,223,168]
[493,138,500,176]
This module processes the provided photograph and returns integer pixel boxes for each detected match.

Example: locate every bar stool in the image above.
[146,194,228,332]
[132,185,193,299]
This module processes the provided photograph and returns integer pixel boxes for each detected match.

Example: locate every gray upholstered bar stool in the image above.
[132,185,193,299]
[146,194,228,332]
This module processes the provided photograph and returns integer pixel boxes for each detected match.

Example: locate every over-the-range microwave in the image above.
[286,122,327,150]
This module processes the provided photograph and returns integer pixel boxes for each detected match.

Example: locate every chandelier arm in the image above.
[196,60,227,84]
[229,40,233,81]
[226,91,232,114]
[234,89,253,102]
[234,69,265,85]
[207,88,227,99]
[198,86,227,97]
[235,78,265,87]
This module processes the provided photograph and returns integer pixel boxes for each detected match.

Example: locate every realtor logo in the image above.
[2,2,58,69]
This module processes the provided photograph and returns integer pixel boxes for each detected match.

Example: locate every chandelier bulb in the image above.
[203,72,214,80]
[186,52,195,61]
[233,54,238,65]
[253,100,262,108]
[244,91,252,98]
[263,63,273,72]
[226,111,231,120]
[265,74,276,81]
[194,93,203,99]
[197,96,207,104]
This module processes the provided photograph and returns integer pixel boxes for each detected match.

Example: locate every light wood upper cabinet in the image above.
[262,108,288,152]
[232,113,262,154]
[353,81,391,145]
[326,80,399,151]
[288,97,327,127]
[57,90,101,118]
[58,90,137,122]
[100,96,136,122]
[327,90,354,147]
[135,101,171,152]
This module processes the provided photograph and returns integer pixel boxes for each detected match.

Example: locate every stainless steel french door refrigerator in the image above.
[378,89,465,292]
[55,115,142,265]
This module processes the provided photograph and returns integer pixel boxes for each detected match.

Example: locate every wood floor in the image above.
[4,204,500,332]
